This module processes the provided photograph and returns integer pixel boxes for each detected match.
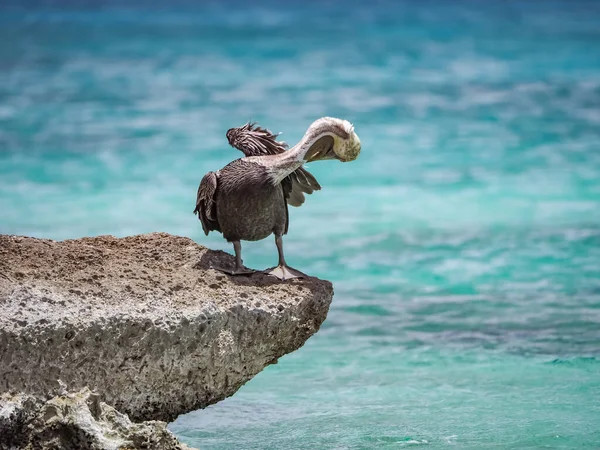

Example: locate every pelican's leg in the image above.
[214,241,254,276]
[266,235,306,281]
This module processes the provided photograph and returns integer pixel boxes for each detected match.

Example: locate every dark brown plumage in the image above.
[195,158,290,240]
[194,125,300,279]
[194,117,361,280]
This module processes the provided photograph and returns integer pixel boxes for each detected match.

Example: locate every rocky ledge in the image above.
[0,233,333,449]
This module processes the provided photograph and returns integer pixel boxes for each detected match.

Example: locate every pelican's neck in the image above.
[260,147,304,185]
[278,135,317,163]
[262,128,329,184]
[285,121,340,162]
[255,117,356,185]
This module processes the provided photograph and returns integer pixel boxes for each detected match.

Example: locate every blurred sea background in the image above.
[1,0,600,448]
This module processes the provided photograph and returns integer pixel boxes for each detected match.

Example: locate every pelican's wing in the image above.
[193,171,220,235]
[226,122,322,207]
[226,122,288,157]
[285,167,321,207]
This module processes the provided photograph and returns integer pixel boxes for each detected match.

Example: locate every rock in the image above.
[0,233,333,426]
[0,391,39,448]
[0,388,192,450]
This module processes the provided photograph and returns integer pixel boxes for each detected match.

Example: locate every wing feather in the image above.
[226,122,287,157]
[193,171,220,235]
[287,189,306,207]
[297,167,321,191]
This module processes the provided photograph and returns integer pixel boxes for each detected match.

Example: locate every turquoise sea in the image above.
[1,1,600,448]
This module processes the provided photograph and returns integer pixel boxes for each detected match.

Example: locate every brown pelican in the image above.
[194,117,361,280]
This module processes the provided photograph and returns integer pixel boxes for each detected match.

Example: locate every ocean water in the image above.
[1,0,600,448]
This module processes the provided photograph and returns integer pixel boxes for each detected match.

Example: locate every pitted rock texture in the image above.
[0,388,193,450]
[0,233,333,423]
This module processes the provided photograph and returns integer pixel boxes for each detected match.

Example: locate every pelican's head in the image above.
[303,117,361,163]
[332,119,361,162]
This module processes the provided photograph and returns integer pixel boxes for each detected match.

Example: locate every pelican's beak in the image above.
[304,138,338,162]
[306,147,337,162]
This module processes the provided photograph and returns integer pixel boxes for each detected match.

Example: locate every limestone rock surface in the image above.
[0,388,192,450]
[0,233,333,425]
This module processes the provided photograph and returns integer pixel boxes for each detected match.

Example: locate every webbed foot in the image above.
[266,265,306,281]
[213,265,255,276]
